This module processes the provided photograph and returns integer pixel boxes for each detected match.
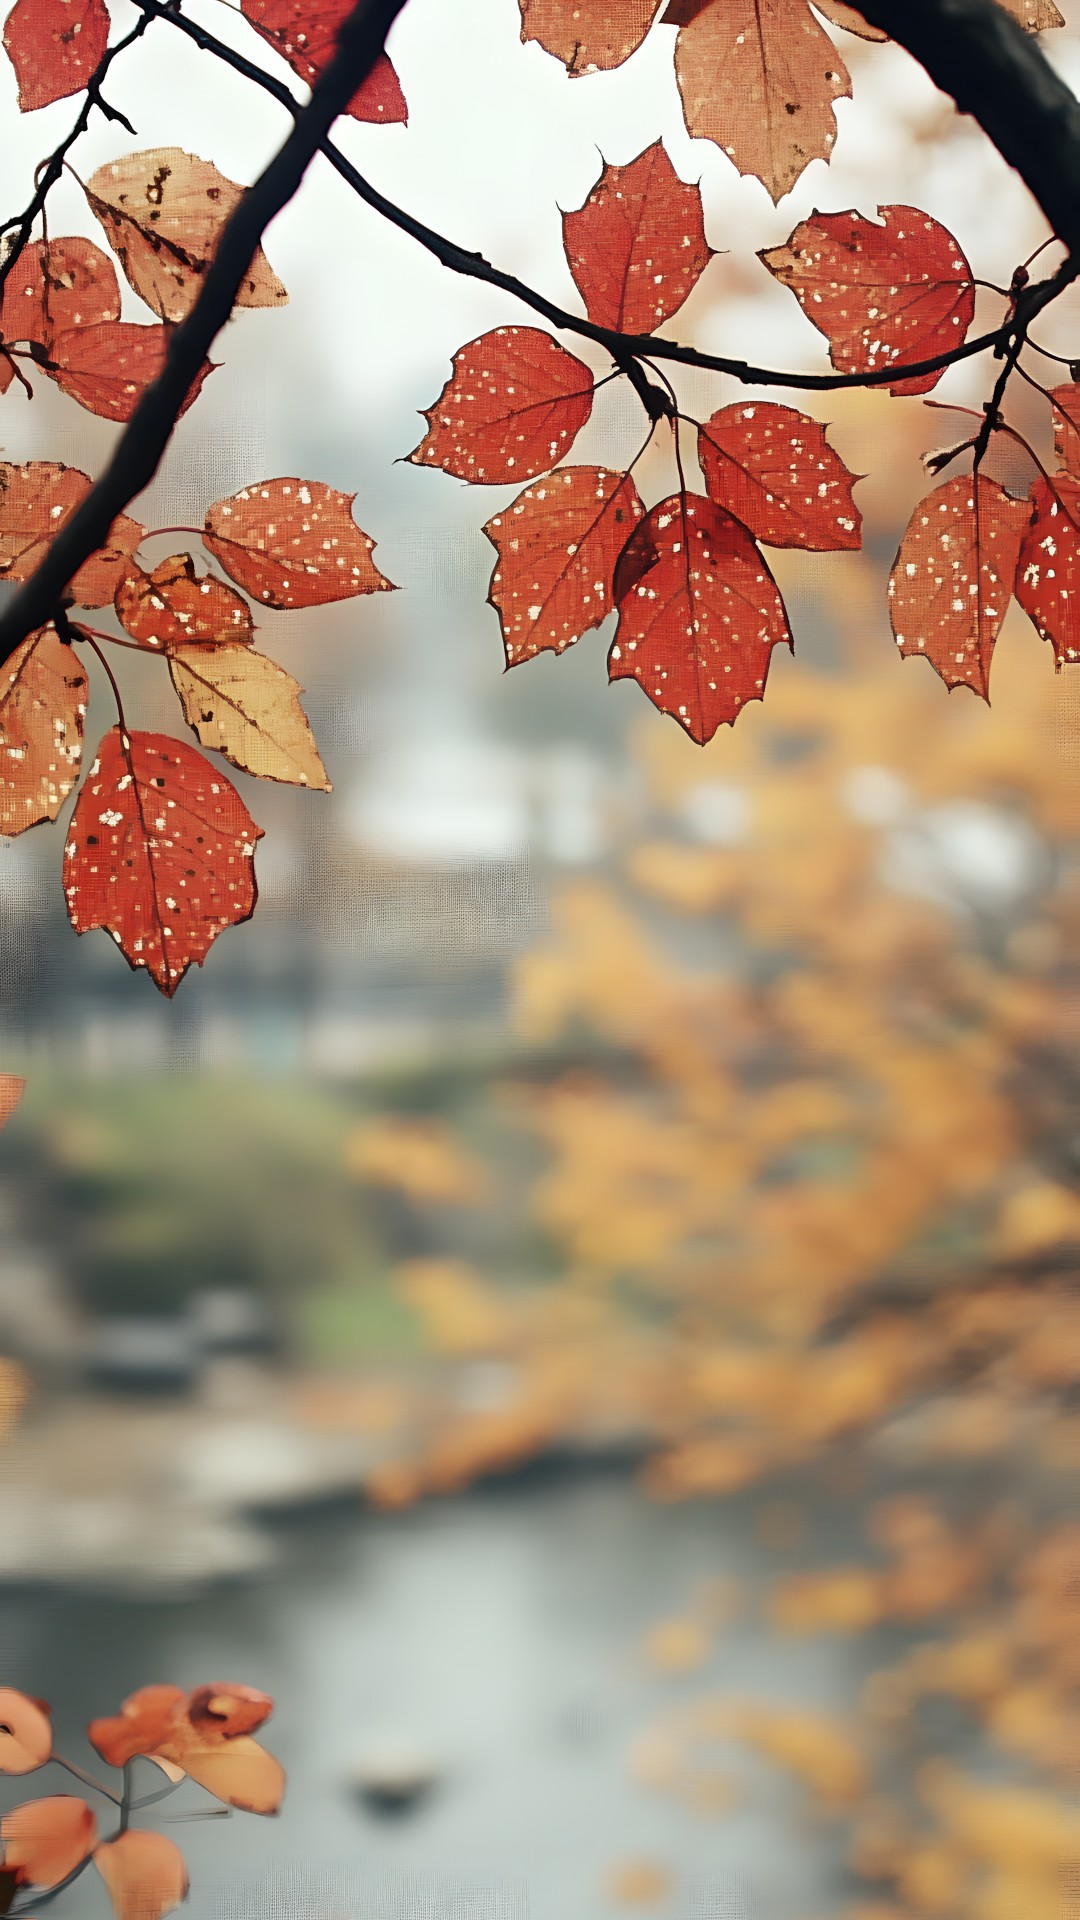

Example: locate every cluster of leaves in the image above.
[0,1682,282,1919]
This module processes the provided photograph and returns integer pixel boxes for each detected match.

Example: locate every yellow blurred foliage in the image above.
[345,1116,489,1206]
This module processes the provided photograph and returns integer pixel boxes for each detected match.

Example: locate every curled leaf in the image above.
[0,1691,51,1775]
[204,478,394,608]
[410,327,594,484]
[0,1796,97,1888]
[183,1683,274,1741]
[88,1687,187,1769]
[115,554,254,651]
[94,1830,188,1920]
[0,625,87,836]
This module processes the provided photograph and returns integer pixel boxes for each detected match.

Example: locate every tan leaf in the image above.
[812,0,887,37]
[168,642,330,789]
[518,0,663,72]
[115,554,254,651]
[0,626,87,835]
[94,1830,188,1920]
[996,0,1064,26]
[84,147,288,324]
[169,1735,285,1813]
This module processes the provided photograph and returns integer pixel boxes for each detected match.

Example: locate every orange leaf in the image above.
[0,1078,24,1130]
[890,475,1030,697]
[698,401,862,550]
[0,625,87,836]
[1015,475,1080,667]
[94,1830,188,1920]
[0,1691,51,1774]
[115,554,254,651]
[0,237,120,350]
[163,1736,284,1813]
[88,1688,187,1769]
[64,730,264,996]
[0,460,144,600]
[761,206,975,395]
[411,327,594,484]
[997,0,1064,24]
[182,1683,274,1742]
[46,322,212,424]
[70,517,146,610]
[240,0,407,121]
[811,0,888,38]
[518,0,663,72]
[1,1796,96,1888]
[1049,382,1080,476]
[2,0,109,111]
[203,478,394,608]
[483,465,645,665]
[562,141,714,335]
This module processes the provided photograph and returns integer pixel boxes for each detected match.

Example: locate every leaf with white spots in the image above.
[0,237,120,350]
[761,205,975,395]
[64,728,264,996]
[115,554,254,651]
[562,141,714,335]
[483,465,645,666]
[1015,475,1080,668]
[203,478,394,609]
[609,491,793,741]
[0,461,143,599]
[241,0,407,121]
[518,0,664,72]
[890,475,1030,699]
[997,0,1064,28]
[1049,382,1080,477]
[409,327,595,485]
[0,625,87,836]
[168,641,330,789]
[3,0,109,111]
[698,401,862,550]
[46,321,212,424]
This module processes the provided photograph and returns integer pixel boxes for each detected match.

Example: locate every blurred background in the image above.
[1,2,1079,1916]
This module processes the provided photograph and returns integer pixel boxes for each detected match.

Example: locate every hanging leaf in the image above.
[95,1830,188,1920]
[88,1687,188,1768]
[811,0,887,38]
[697,401,862,549]
[84,148,288,324]
[0,625,87,835]
[997,0,1064,26]
[168,642,330,789]
[240,0,408,121]
[0,1797,97,1889]
[0,461,144,599]
[115,554,254,651]
[0,237,120,350]
[410,327,594,484]
[1049,382,1080,476]
[64,729,263,995]
[2,0,109,111]
[609,492,793,740]
[889,474,1030,698]
[761,206,975,395]
[181,1684,274,1742]
[1015,475,1080,666]
[671,0,851,203]
[160,1735,285,1814]
[518,0,663,72]
[203,478,394,608]
[70,516,146,609]
[0,1691,52,1774]
[46,321,212,424]
[562,142,714,335]
[0,1078,24,1129]
[483,464,645,665]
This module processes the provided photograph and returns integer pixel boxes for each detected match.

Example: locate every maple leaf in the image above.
[95,1830,189,1920]
[562,142,714,335]
[697,401,862,549]
[483,465,645,665]
[115,554,254,650]
[518,0,664,72]
[203,478,394,608]
[0,237,120,350]
[0,1797,97,1889]
[0,625,87,835]
[64,729,264,995]
[1049,382,1080,476]
[1015,476,1080,667]
[84,148,288,325]
[45,322,212,424]
[761,206,975,395]
[2,0,109,111]
[240,0,407,121]
[609,492,793,740]
[169,641,330,789]
[411,327,595,484]
[670,0,852,204]
[889,475,1030,699]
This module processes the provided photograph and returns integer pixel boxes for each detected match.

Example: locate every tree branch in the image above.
[0,0,410,669]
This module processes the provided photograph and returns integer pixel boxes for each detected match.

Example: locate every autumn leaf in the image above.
[997,0,1064,26]
[95,1830,188,1920]
[518,0,664,72]
[0,625,87,835]
[671,0,852,203]
[88,1682,272,1765]
[161,1736,285,1814]
[0,1078,24,1130]
[411,327,595,484]
[115,554,254,651]
[889,475,1030,698]
[562,142,714,334]
[240,0,408,121]
[811,0,887,37]
[203,478,394,608]
[45,322,212,424]
[88,1686,188,1768]
[1049,382,1080,475]
[169,642,330,789]
[0,237,121,349]
[1015,475,1080,666]
[0,1797,97,1888]
[182,1683,274,1741]
[761,206,975,395]
[64,730,264,995]
[84,148,288,324]
[0,461,145,600]
[69,516,146,609]
[483,465,645,665]
[0,1691,52,1774]
[697,401,862,549]
[609,492,793,740]
[2,0,109,111]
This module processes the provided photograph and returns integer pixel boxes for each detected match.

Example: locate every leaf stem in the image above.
[81,632,130,735]
[51,1751,123,1805]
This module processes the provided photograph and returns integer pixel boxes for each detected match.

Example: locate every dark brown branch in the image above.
[0,0,410,668]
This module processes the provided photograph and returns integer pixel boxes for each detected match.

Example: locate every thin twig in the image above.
[51,1750,123,1805]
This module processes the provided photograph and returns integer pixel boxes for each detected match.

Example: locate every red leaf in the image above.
[88,1687,187,1769]
[3,0,109,111]
[697,401,862,549]
[889,475,1030,698]
[0,460,144,606]
[761,206,975,396]
[1049,382,1080,476]
[0,625,87,835]
[609,492,793,741]
[562,142,713,335]
[411,327,594,484]
[116,554,254,650]
[64,729,264,995]
[70,515,146,608]
[0,237,120,350]
[203,478,394,608]
[45,322,211,424]
[518,0,663,72]
[241,0,407,121]
[1,1796,96,1888]
[483,465,645,665]
[0,1690,52,1775]
[1015,475,1080,667]
[94,1830,188,1920]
